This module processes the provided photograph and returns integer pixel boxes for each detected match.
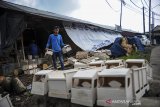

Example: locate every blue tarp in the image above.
[109,37,127,57]
[109,37,145,57]
[127,37,145,51]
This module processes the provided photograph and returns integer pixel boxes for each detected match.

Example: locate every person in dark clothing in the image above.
[29,40,39,59]
[45,26,65,70]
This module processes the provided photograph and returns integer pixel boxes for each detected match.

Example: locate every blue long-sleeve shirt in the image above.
[46,34,65,52]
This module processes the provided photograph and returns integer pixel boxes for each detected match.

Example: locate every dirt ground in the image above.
[10,74,34,107]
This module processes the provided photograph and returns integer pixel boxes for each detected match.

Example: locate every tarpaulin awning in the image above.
[64,23,121,51]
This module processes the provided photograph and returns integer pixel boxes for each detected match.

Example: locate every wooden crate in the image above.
[76,51,88,59]
[24,68,39,74]
[67,57,77,65]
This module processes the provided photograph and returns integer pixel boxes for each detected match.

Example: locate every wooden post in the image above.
[21,35,26,60]
[15,41,20,67]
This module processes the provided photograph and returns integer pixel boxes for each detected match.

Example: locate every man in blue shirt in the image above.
[46,26,65,70]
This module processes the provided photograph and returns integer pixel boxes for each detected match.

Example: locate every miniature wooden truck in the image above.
[105,59,124,69]
[62,44,72,54]
[74,62,88,68]
[31,70,53,95]
[89,60,105,67]
[71,69,98,107]
[47,69,77,99]
[125,59,150,100]
[97,68,133,107]
[125,59,152,81]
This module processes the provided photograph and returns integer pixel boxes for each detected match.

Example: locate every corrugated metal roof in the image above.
[0,0,142,34]
[122,28,141,34]
[0,0,116,31]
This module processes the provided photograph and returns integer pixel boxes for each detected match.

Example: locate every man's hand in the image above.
[45,48,48,51]
[64,44,68,47]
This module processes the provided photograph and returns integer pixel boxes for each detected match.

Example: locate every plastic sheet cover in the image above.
[64,26,121,51]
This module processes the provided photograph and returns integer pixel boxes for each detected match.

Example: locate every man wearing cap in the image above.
[46,26,65,70]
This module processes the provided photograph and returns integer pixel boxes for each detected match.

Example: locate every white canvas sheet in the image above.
[64,27,121,51]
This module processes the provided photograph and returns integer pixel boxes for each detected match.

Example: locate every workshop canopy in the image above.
[63,22,122,51]
[0,1,122,52]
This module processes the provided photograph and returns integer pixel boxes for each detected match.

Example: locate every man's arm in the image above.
[46,35,51,50]
[60,35,65,47]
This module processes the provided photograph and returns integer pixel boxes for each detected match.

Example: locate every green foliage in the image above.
[119,50,151,62]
